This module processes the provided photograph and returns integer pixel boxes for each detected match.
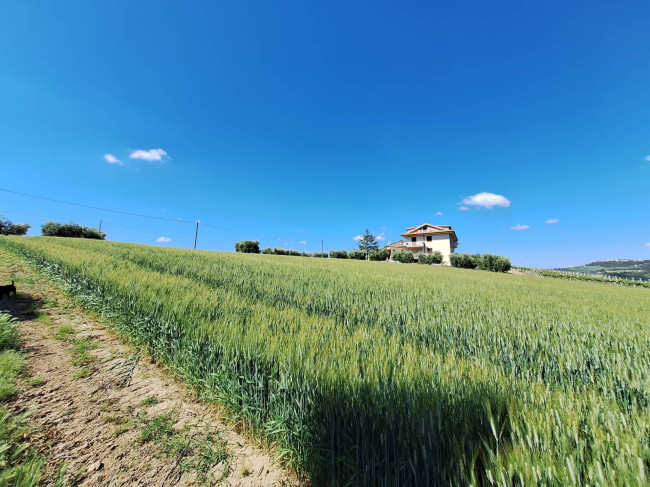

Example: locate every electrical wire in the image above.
[0,187,316,244]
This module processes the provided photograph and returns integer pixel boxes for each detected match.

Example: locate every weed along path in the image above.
[0,248,298,487]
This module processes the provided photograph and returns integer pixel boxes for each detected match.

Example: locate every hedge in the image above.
[418,251,444,265]
[393,250,414,263]
[369,248,390,261]
[348,250,367,260]
[41,221,106,240]
[450,253,511,273]
[330,250,348,259]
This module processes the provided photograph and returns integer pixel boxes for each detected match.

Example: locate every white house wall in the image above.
[406,234,454,265]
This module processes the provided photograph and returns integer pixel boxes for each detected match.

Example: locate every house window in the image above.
[411,237,416,242]
[427,236,432,241]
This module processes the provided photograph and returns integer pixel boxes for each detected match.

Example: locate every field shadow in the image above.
[0,291,47,323]
[300,381,512,487]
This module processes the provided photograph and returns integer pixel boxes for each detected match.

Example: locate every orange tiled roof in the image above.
[401,223,457,241]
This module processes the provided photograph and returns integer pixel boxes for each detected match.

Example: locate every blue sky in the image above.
[1,1,649,267]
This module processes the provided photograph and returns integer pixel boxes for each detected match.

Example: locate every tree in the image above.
[0,214,31,236]
[234,240,260,253]
[356,229,379,256]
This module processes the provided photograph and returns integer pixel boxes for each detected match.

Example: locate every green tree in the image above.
[356,229,379,256]
[0,214,30,236]
[234,240,260,253]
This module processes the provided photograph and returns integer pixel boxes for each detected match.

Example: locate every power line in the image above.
[101,221,193,240]
[0,187,316,244]
[0,209,97,223]
[0,187,195,224]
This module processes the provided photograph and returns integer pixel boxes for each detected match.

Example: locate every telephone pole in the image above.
[194,221,199,250]
[99,220,102,232]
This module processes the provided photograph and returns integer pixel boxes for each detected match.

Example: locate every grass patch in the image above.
[27,377,46,387]
[0,314,20,351]
[0,350,23,400]
[35,311,53,325]
[70,338,97,366]
[0,309,49,485]
[114,424,130,437]
[139,395,160,407]
[140,411,175,443]
[104,415,127,425]
[54,324,76,341]
[72,367,92,379]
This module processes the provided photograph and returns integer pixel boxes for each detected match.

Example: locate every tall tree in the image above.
[357,228,379,255]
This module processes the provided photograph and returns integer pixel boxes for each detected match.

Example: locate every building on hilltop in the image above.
[386,223,458,265]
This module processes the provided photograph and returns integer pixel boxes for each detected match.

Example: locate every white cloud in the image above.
[104,154,122,165]
[376,233,386,241]
[156,236,171,243]
[510,224,530,231]
[646,242,650,248]
[461,192,511,209]
[353,235,363,241]
[459,206,470,211]
[380,226,388,231]
[129,148,168,162]
[436,211,443,216]
[298,240,307,245]
[545,219,560,224]
[645,155,650,161]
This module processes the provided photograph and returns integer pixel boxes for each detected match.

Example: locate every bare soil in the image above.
[0,249,299,486]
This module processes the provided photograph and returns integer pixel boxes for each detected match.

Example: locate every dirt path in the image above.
[0,249,299,486]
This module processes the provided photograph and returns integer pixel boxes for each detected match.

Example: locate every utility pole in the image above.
[321,240,324,257]
[194,220,199,250]
[99,220,102,232]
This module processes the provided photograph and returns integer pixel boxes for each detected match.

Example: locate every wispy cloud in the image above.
[353,235,363,241]
[376,233,386,241]
[129,148,168,162]
[461,192,511,209]
[436,211,443,216]
[459,206,470,211]
[646,242,650,248]
[298,240,307,245]
[156,236,171,243]
[104,154,123,165]
[511,224,530,231]
[545,219,560,224]
[380,226,388,231]
[645,155,650,161]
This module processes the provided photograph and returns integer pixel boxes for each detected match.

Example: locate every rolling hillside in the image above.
[556,259,650,280]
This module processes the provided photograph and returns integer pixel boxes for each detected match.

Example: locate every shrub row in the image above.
[450,253,511,272]
[348,250,367,260]
[418,251,444,265]
[41,221,105,240]
[261,247,308,256]
[392,250,414,263]
[369,248,390,261]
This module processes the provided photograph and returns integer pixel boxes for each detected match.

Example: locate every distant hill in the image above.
[555,259,650,280]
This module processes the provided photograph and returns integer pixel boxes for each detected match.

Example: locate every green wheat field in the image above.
[1,236,648,487]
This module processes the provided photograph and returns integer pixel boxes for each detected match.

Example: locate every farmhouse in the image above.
[387,223,458,265]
